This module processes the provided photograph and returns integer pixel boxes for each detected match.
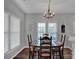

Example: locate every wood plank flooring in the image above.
[13,48,72,59]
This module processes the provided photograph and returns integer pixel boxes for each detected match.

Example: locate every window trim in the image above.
[4,12,21,53]
[37,22,57,41]
[9,15,20,49]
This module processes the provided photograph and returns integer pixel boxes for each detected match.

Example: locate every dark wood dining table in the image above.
[32,39,63,48]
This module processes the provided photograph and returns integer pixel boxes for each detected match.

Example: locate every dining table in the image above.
[31,39,63,59]
[32,39,63,48]
[32,39,62,59]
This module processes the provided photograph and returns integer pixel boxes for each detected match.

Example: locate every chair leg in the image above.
[39,56,40,59]
[38,51,39,59]
[59,49,61,59]
[56,52,57,59]
[53,55,54,59]
[29,51,30,59]
[62,50,64,59]
[32,55,33,59]
[29,53,30,59]
[32,52,34,59]
[53,56,54,59]
[38,52,41,59]
[50,56,51,59]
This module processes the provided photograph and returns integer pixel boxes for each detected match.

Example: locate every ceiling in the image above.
[13,0,75,14]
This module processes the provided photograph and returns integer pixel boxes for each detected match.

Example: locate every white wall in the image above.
[4,0,75,58]
[4,0,26,59]
[25,13,75,48]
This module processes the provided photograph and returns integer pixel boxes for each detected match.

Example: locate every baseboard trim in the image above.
[10,46,28,59]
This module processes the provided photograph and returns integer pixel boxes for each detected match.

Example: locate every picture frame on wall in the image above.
[61,24,65,33]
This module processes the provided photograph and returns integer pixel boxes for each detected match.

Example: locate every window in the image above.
[38,23,45,38]
[4,13,9,53]
[10,16,20,49]
[37,23,57,41]
[4,12,20,53]
[48,23,57,41]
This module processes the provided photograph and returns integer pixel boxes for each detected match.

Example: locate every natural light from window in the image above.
[37,23,57,41]
[37,23,45,38]
[48,23,57,41]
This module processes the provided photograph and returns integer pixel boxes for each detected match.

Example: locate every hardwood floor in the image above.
[13,48,72,59]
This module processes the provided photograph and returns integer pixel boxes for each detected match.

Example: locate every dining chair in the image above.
[52,34,66,59]
[27,34,33,59]
[60,34,66,59]
[27,34,39,59]
[41,36,52,44]
[43,33,49,35]
[39,36,52,59]
[27,34,37,59]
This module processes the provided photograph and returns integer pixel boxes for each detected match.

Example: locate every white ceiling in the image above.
[13,0,75,14]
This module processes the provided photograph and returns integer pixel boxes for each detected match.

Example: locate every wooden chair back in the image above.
[29,34,32,43]
[27,34,31,48]
[61,34,66,46]
[39,36,52,59]
[40,36,52,45]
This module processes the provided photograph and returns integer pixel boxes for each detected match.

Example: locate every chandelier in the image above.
[43,0,55,19]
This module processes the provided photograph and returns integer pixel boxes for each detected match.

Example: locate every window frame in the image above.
[10,15,21,49]
[37,23,46,38]
[37,22,57,41]
[4,12,21,53]
[48,23,57,41]
[4,12,10,53]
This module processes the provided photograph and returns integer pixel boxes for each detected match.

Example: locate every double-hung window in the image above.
[10,16,20,49]
[37,23,45,38]
[48,23,57,41]
[37,23,57,41]
[4,12,20,53]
